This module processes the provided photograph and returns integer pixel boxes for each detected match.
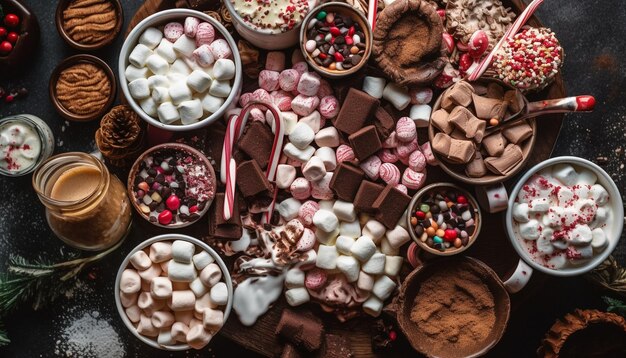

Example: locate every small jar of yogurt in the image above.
[0,114,54,177]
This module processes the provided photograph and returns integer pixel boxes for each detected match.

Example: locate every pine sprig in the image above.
[0,320,9,347]
[603,296,626,316]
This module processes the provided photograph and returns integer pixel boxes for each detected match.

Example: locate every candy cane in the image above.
[368,0,377,31]
[220,101,284,221]
[467,0,544,81]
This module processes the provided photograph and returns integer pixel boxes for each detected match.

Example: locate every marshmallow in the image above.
[319,96,340,119]
[201,94,224,113]
[120,269,141,294]
[363,296,383,317]
[311,172,334,200]
[591,228,608,251]
[386,225,410,249]
[171,322,189,342]
[512,203,530,223]
[178,99,204,125]
[384,256,403,276]
[360,156,382,181]
[379,163,401,186]
[372,275,396,300]
[125,65,149,82]
[137,314,159,337]
[351,236,377,262]
[289,122,315,150]
[339,220,361,238]
[139,27,163,49]
[129,44,153,67]
[169,81,192,105]
[292,61,308,74]
[319,200,335,211]
[570,224,593,245]
[120,291,138,308]
[410,87,433,104]
[358,271,375,292]
[203,308,225,330]
[169,290,196,311]
[145,54,170,75]
[164,22,184,42]
[168,260,197,282]
[195,22,215,46]
[209,80,232,98]
[148,74,169,89]
[259,70,280,91]
[138,292,165,317]
[276,164,297,189]
[362,252,386,275]
[152,310,175,329]
[186,325,213,349]
[362,76,386,99]
[278,198,302,221]
[157,102,180,124]
[128,78,151,100]
[314,127,340,148]
[313,209,339,232]
[130,251,152,271]
[380,237,399,256]
[285,287,311,307]
[316,227,339,245]
[276,111,298,135]
[409,150,427,172]
[552,163,579,186]
[157,329,176,346]
[297,72,321,96]
[285,268,305,288]
[213,59,235,80]
[336,255,361,282]
[125,305,141,323]
[266,51,286,71]
[291,95,320,116]
[151,277,173,299]
[195,293,217,316]
[210,282,228,306]
[151,86,171,104]
[290,177,311,200]
[590,184,609,206]
[382,83,411,110]
[187,70,213,93]
[316,245,339,270]
[184,16,200,37]
[303,156,327,182]
[298,200,319,226]
[190,277,209,297]
[519,219,540,240]
[284,143,315,162]
[410,104,432,127]
[173,34,196,57]
[175,310,194,326]
[297,228,316,252]
[396,117,417,142]
[279,69,301,92]
[300,111,322,133]
[200,263,222,287]
[170,59,192,77]
[155,38,177,63]
[336,236,356,255]
[333,200,356,222]
[171,240,195,263]
[138,97,157,117]
[209,39,232,60]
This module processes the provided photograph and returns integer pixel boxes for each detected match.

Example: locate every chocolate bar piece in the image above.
[354,180,385,213]
[348,125,382,160]
[322,334,354,358]
[472,93,508,120]
[330,162,365,201]
[275,309,324,352]
[431,132,475,164]
[374,106,395,139]
[431,108,453,134]
[482,132,507,157]
[373,185,412,229]
[334,88,379,135]
[206,121,227,168]
[484,143,523,175]
[502,121,533,144]
[237,121,274,169]
[236,160,273,198]
[280,343,304,358]
[209,193,243,240]
[448,106,486,142]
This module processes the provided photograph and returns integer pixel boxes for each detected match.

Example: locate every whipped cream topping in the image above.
[232,0,313,33]
[0,122,42,173]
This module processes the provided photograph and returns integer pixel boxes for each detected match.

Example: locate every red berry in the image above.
[6,32,18,44]
[166,195,180,211]
[4,14,19,28]
[389,330,397,341]
[0,41,12,54]
[0,27,6,38]
[5,95,14,103]
[458,53,473,73]
[158,210,173,225]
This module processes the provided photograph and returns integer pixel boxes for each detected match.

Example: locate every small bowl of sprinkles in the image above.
[55,0,123,50]
[407,183,482,256]
[300,2,372,78]
[491,27,563,92]
[128,143,216,228]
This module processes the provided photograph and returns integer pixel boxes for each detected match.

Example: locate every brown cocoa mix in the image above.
[410,262,496,354]
[56,63,111,116]
[62,0,118,45]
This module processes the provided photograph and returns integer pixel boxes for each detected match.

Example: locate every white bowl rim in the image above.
[222,0,312,35]
[114,234,234,351]
[505,156,624,277]
[118,9,243,132]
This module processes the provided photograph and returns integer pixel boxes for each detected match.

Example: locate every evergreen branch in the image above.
[603,296,626,316]
[0,320,9,347]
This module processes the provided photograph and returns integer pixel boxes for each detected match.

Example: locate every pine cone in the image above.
[95,105,145,167]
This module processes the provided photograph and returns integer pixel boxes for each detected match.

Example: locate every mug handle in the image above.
[502,259,533,293]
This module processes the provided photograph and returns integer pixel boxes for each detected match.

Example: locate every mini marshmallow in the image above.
[552,163,578,186]
[285,287,310,307]
[297,72,321,96]
[314,127,340,148]
[193,44,215,68]
[140,265,164,287]
[298,200,319,225]
[178,99,204,124]
[570,224,593,245]
[171,322,189,342]
[186,324,213,349]
[313,209,339,232]
[203,308,225,330]
[339,220,361,238]
[318,200,335,211]
[289,122,315,150]
[315,227,340,245]
[175,310,194,326]
[164,22,184,42]
[129,43,153,67]
[209,39,232,60]
[275,111,298,135]
[409,104,432,127]
[169,82,192,105]
[279,69,301,92]
[333,201,356,222]
[201,94,224,113]
[382,83,411,110]
[195,22,215,46]
[259,70,280,91]
[170,59,192,76]
[139,27,163,49]
[266,51,286,71]
[278,198,302,221]
[303,156,327,182]
[138,314,159,337]
[209,80,231,98]
[362,253,386,275]
[184,16,200,37]
[512,203,530,223]
[386,225,410,249]
[125,305,141,323]
[151,277,173,299]
[169,290,196,311]
[363,296,383,317]
[139,97,158,117]
[120,291,138,308]
[590,184,609,206]
[363,220,386,243]
[300,111,322,133]
[200,263,222,287]
[336,255,361,282]
[362,76,386,99]
[138,292,165,317]
[157,102,180,124]
[151,86,171,104]
[120,269,142,295]
[146,54,170,75]
[171,240,195,263]
[372,275,396,300]
[384,256,403,276]
[311,172,334,200]
[213,59,235,80]
[168,260,197,282]
[360,155,382,181]
[519,219,541,240]
[290,177,311,200]
[195,293,217,316]
[358,271,375,292]
[291,95,320,116]
[314,147,337,172]
[285,268,305,288]
[210,282,228,306]
[380,237,399,256]
[152,310,175,329]
[190,277,209,297]
[129,78,151,100]
[591,228,608,251]
[125,65,149,82]
[297,228,316,252]
[351,236,377,262]
[316,245,339,269]
[157,329,176,346]
[336,236,356,255]
[187,70,213,93]
[155,38,177,63]
[276,164,297,189]
[283,143,315,162]
[173,34,197,57]
[130,251,152,271]
[148,74,169,88]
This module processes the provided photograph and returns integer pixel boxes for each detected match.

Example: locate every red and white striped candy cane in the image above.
[467,0,544,81]
[368,0,378,31]
[220,100,284,221]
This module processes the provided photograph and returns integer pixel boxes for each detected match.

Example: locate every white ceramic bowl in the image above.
[505,156,624,277]
[118,9,242,132]
[222,0,317,50]
[114,234,233,351]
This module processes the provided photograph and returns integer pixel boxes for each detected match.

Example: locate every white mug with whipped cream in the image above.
[0,114,54,177]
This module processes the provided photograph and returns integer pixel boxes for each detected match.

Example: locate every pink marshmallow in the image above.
[252,88,272,103]
[164,22,184,42]
[271,90,293,111]
[360,155,382,180]
[311,172,334,200]
[409,87,433,105]
[279,69,301,92]
[298,200,320,226]
[378,149,398,163]
[316,79,333,99]
[395,117,417,142]
[382,131,399,149]
[420,142,438,166]
[296,228,316,252]
[409,150,427,172]
[396,138,419,158]
[250,107,265,122]
[184,17,200,38]
[379,163,401,186]
[402,167,427,190]
[259,70,280,92]
[336,144,355,163]
[291,95,320,116]
[266,51,286,72]
[305,268,328,290]
[395,184,408,194]
[297,72,321,97]
[290,178,311,200]
[239,92,252,107]
[318,96,339,119]
[209,39,232,60]
[292,61,308,74]
[193,45,215,67]
[195,22,215,47]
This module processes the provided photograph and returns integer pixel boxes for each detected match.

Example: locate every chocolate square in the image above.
[209,193,243,240]
[237,121,274,169]
[374,106,395,139]
[329,162,365,201]
[236,160,273,198]
[372,185,412,229]
[334,88,379,135]
[322,334,354,358]
[348,125,382,160]
[354,180,385,213]
[275,309,324,352]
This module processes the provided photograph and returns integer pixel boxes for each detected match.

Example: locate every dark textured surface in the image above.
[0,0,625,357]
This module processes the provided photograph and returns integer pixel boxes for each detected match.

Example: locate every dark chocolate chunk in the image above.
[374,107,395,139]
[280,343,304,358]
[322,334,354,358]
[275,309,324,352]
[209,193,243,240]
[329,163,365,201]
[237,121,274,169]
[236,160,273,198]
[353,180,385,213]
[334,88,379,135]
[348,125,382,160]
[373,185,412,229]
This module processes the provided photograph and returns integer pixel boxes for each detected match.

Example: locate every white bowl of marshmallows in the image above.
[115,234,233,350]
[119,9,242,131]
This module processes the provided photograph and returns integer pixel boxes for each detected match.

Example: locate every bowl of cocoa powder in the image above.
[395,256,511,357]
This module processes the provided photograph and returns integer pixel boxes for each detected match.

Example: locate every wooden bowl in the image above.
[55,0,123,50]
[0,0,40,75]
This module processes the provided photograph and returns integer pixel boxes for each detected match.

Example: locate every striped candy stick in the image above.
[220,101,285,221]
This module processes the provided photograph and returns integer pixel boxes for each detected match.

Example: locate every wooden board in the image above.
[126,1,566,357]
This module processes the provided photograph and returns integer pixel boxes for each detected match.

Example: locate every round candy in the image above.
[318,96,339,118]
[378,149,398,164]
[408,150,427,172]
[166,195,180,211]
[158,210,173,225]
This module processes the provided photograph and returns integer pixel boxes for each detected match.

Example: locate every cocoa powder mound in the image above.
[410,263,496,353]
[383,14,431,68]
